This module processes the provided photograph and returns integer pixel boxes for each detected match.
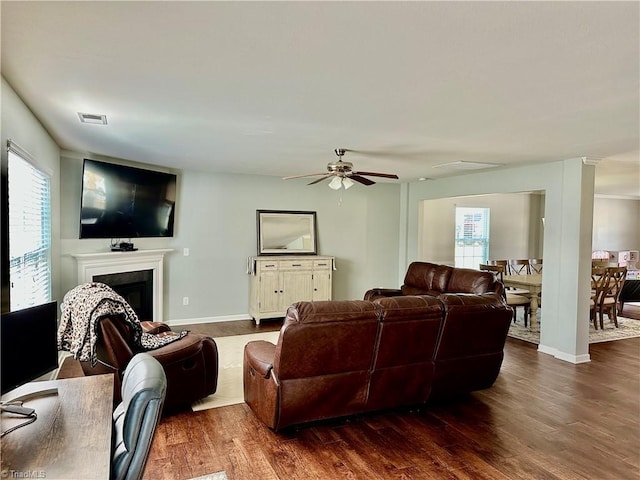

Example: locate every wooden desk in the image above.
[1,374,114,480]
[503,274,543,330]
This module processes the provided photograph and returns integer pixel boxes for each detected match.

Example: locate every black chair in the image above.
[112,353,166,480]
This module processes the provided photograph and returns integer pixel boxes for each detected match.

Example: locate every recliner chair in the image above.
[81,315,218,414]
[112,353,166,480]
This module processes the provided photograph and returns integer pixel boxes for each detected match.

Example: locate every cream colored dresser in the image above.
[248,255,335,324]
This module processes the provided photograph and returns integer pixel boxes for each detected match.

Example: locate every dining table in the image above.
[503,274,542,330]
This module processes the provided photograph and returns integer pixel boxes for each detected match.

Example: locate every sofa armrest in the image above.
[244,340,276,378]
[144,333,210,365]
[141,321,172,335]
[363,288,403,301]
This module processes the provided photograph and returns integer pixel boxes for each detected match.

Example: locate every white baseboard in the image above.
[538,344,591,364]
[167,313,253,327]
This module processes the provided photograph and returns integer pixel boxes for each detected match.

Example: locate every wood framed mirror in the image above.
[257,210,317,255]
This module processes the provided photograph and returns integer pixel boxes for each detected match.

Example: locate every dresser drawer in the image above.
[313,260,332,270]
[257,261,279,272]
[279,260,313,270]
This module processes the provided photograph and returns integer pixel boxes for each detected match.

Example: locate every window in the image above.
[7,142,51,310]
[454,207,490,269]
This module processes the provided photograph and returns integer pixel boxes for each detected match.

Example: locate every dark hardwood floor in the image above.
[140,316,640,480]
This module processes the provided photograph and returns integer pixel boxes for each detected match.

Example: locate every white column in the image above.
[538,157,598,363]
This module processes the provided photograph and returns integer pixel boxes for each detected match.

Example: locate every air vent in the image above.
[77,112,108,125]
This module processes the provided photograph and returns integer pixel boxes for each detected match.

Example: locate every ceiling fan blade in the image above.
[283,173,327,180]
[307,174,333,185]
[352,171,399,179]
[349,175,376,186]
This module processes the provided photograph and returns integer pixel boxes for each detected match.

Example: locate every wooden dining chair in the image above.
[590,267,608,329]
[528,259,543,274]
[479,264,530,327]
[490,259,530,296]
[487,259,508,272]
[508,259,531,275]
[597,266,627,329]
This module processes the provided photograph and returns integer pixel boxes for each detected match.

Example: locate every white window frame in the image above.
[454,206,490,269]
[7,140,52,310]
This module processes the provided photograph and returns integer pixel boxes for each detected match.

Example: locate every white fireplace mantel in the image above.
[71,249,173,322]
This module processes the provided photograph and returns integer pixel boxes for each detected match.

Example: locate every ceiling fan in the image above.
[283,149,399,189]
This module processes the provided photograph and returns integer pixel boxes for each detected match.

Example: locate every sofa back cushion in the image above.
[446,267,500,295]
[401,262,453,295]
[368,295,443,410]
[276,300,380,378]
[431,294,512,398]
[273,300,381,428]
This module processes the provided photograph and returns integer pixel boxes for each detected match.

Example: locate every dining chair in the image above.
[479,264,530,327]
[528,259,543,274]
[596,266,627,329]
[590,267,608,329]
[490,259,530,296]
[487,259,508,272]
[508,259,531,275]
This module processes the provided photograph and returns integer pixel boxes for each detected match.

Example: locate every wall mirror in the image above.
[257,210,317,255]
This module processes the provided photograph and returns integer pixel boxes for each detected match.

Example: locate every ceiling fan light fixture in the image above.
[342,177,355,189]
[328,176,343,190]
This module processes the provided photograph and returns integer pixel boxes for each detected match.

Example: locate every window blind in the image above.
[7,141,52,310]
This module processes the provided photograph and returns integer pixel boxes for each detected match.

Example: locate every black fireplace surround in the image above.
[93,269,153,321]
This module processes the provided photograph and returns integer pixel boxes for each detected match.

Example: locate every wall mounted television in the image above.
[79,159,177,239]
[1,301,59,395]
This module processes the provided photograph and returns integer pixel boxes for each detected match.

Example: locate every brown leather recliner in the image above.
[80,315,218,414]
[244,300,381,430]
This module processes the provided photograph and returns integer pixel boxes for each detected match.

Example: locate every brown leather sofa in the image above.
[244,276,512,431]
[364,261,504,300]
[80,316,218,414]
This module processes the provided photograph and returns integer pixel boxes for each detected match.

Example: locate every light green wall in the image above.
[1,77,61,304]
[59,154,401,322]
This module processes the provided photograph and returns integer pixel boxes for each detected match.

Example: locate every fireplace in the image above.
[72,249,172,322]
[94,269,153,321]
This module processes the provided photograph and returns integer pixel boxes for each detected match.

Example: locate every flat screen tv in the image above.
[1,301,59,395]
[79,159,177,239]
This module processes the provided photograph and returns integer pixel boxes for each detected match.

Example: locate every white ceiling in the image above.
[2,1,639,197]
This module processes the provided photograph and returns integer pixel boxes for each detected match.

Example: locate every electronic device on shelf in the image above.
[110,241,138,252]
[79,159,177,239]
